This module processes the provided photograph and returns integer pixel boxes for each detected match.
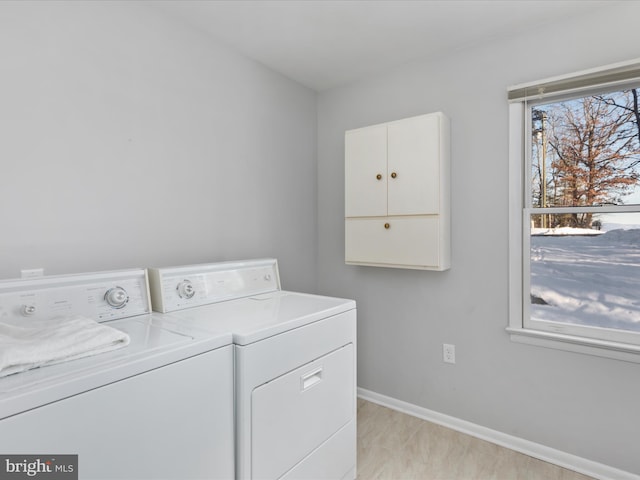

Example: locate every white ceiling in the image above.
[149,0,615,91]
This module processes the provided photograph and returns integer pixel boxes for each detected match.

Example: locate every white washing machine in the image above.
[0,269,234,480]
[148,259,357,480]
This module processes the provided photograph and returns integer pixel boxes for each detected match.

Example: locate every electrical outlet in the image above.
[443,343,456,364]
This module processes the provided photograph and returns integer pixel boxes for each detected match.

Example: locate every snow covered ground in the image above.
[531,226,604,236]
[530,226,640,333]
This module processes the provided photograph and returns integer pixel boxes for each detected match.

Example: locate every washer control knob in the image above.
[21,304,37,316]
[104,287,129,309]
[176,280,195,299]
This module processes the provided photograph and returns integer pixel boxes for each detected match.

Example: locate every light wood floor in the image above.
[357,399,595,480]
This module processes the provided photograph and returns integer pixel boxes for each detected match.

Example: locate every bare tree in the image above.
[595,88,640,145]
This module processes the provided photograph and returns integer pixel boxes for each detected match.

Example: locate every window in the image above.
[508,60,640,361]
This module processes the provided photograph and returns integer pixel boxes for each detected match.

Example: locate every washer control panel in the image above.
[0,269,151,323]
[148,258,280,313]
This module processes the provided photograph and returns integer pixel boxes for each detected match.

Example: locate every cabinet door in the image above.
[345,124,387,217]
[345,216,441,268]
[387,113,441,216]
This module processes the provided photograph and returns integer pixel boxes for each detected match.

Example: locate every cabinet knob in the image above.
[384,223,390,229]
[390,172,397,179]
[376,174,382,180]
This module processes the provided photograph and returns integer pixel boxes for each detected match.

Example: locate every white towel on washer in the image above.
[0,315,130,378]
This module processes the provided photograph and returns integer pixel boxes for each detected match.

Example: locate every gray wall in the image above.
[317,3,640,475]
[0,1,317,291]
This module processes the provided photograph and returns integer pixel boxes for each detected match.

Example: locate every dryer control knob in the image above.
[177,280,195,299]
[21,304,37,316]
[104,287,129,309]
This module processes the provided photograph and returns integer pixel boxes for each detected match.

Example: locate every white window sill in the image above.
[506,327,640,363]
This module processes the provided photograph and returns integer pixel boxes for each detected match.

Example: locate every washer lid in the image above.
[0,314,232,420]
[163,291,356,346]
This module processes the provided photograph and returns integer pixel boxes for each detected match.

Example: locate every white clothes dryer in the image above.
[148,259,357,480]
[0,269,234,480]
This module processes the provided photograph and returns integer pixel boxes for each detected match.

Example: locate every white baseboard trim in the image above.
[358,388,639,480]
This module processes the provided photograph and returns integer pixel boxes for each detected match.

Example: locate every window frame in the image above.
[507,60,640,363]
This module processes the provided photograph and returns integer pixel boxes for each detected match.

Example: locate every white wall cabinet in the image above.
[345,112,450,270]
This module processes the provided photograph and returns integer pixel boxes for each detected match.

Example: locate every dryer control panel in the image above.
[0,269,151,323]
[148,258,281,313]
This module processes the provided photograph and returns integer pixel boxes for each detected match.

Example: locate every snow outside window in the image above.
[508,60,640,362]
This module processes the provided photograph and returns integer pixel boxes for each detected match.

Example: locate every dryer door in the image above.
[251,343,354,479]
